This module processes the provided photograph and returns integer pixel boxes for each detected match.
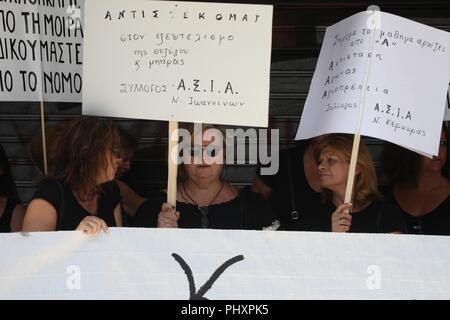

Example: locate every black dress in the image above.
[133,189,279,230]
[258,143,328,231]
[323,201,407,233]
[31,179,121,231]
[382,186,450,235]
[0,197,20,232]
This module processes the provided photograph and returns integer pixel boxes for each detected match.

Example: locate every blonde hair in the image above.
[319,134,381,207]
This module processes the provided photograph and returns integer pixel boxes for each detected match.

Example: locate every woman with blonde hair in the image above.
[22,117,123,234]
[317,134,405,233]
[133,123,278,230]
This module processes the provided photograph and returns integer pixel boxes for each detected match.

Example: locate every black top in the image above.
[31,179,121,231]
[382,186,450,235]
[133,189,279,230]
[0,197,19,233]
[323,201,407,233]
[258,143,328,231]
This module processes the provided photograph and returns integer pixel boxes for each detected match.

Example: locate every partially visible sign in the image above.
[0,0,84,102]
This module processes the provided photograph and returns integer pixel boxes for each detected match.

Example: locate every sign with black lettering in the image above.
[1,228,450,299]
[82,0,272,127]
[0,0,83,102]
[296,11,450,157]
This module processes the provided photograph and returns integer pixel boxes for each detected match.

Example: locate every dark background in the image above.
[1,0,450,203]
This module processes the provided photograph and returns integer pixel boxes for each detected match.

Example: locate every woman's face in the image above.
[421,129,447,173]
[318,146,350,191]
[183,137,223,187]
[98,147,121,184]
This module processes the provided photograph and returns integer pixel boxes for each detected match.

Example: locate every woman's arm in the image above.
[114,204,123,227]
[10,203,26,232]
[251,175,273,199]
[115,180,145,216]
[22,199,57,232]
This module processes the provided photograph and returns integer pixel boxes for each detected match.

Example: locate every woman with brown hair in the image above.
[318,134,405,233]
[381,123,450,235]
[22,117,123,234]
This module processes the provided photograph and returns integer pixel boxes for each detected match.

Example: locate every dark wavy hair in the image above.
[31,117,121,200]
[0,144,19,199]
[381,123,449,186]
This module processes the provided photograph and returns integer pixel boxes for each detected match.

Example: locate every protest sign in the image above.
[296,11,450,157]
[82,0,272,127]
[0,0,83,102]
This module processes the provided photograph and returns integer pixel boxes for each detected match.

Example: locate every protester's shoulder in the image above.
[240,188,279,230]
[132,192,166,228]
[33,178,66,200]
[241,188,269,204]
[31,178,67,211]
[374,199,407,233]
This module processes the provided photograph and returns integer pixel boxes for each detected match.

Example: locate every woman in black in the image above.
[0,144,25,232]
[22,117,123,234]
[318,134,405,234]
[252,136,329,231]
[381,123,450,235]
[133,123,278,230]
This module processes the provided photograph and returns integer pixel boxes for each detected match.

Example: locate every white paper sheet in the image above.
[296,11,450,156]
[82,0,272,127]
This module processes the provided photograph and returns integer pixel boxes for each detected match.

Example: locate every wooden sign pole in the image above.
[167,121,179,207]
[344,133,361,204]
[39,100,48,175]
[343,14,377,207]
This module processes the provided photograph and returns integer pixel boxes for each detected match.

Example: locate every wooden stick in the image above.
[344,18,377,206]
[167,121,179,207]
[344,133,361,204]
[40,100,48,175]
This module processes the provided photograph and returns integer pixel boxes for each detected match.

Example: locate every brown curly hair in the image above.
[31,116,121,200]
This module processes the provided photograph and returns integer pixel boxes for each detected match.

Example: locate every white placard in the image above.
[296,11,450,157]
[0,0,84,102]
[82,0,272,127]
[1,228,450,300]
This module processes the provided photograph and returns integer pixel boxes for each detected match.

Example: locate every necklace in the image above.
[182,180,224,228]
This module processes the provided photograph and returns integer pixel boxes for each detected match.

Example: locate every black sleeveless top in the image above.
[0,197,20,232]
[382,185,450,235]
[31,179,121,231]
[133,189,278,230]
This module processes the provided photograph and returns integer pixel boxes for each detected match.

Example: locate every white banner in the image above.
[296,11,450,157]
[82,0,272,127]
[1,228,450,300]
[0,0,83,102]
